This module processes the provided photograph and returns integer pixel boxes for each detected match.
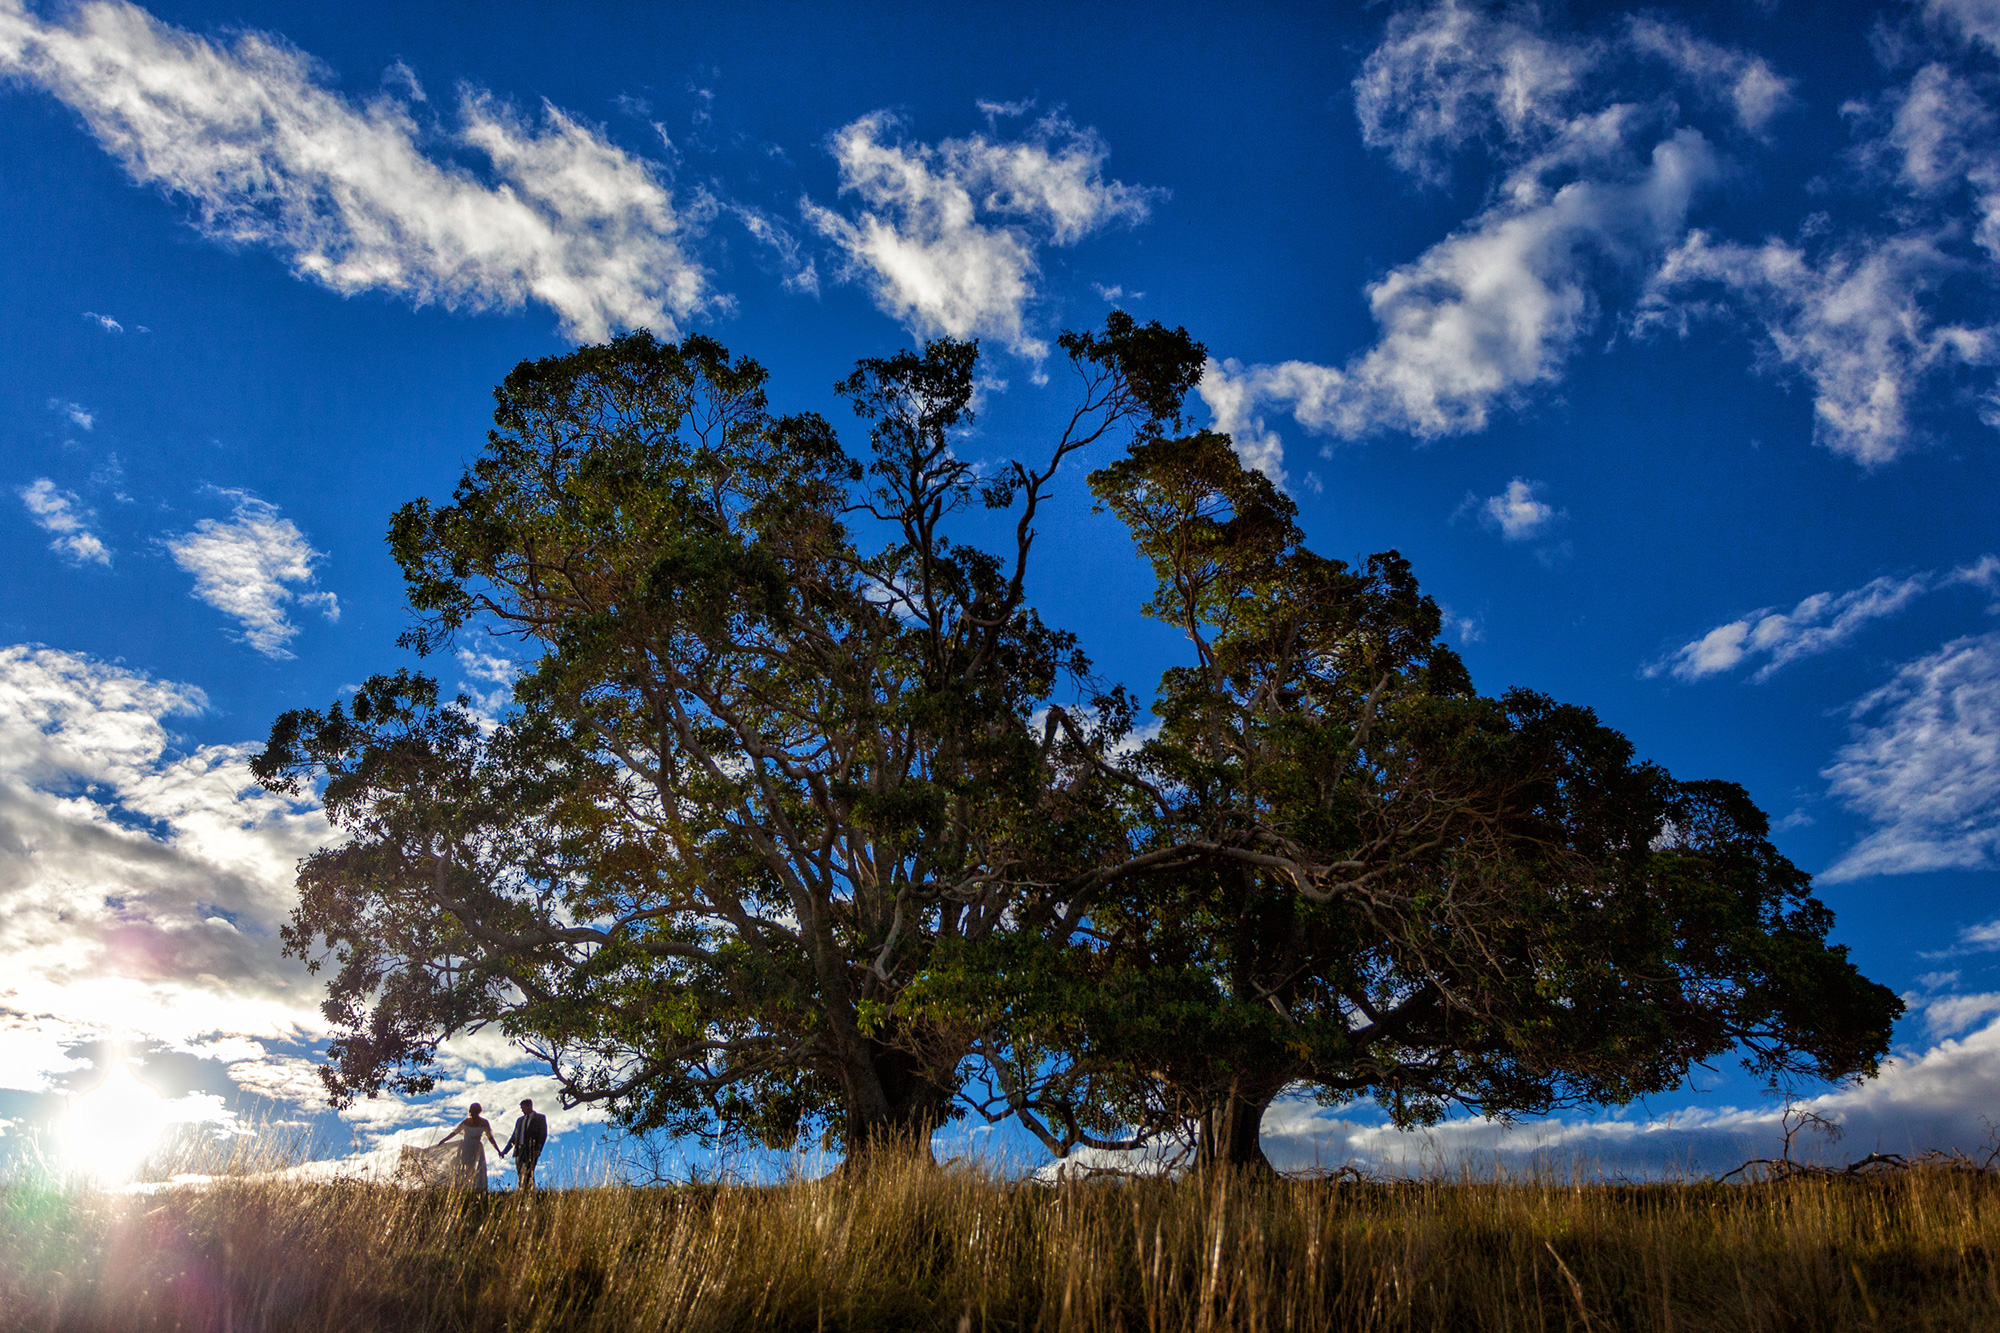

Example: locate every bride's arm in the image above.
[435,1121,464,1147]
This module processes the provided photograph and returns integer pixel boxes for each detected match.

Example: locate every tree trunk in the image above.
[1195,1079,1281,1174]
[838,1039,952,1165]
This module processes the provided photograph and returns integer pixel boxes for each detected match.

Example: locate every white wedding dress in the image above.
[398,1119,490,1189]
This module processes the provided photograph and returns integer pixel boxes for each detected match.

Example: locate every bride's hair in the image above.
[469,1103,483,1117]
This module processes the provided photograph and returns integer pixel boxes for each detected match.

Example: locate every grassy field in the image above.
[6,1152,2000,1331]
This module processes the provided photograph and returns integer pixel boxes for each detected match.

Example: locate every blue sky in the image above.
[4,0,2000,1182]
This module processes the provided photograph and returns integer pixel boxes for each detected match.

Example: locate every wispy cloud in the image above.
[1822,631,2000,881]
[454,634,524,726]
[1352,0,1600,186]
[1470,477,1564,542]
[1873,61,2000,266]
[163,492,337,658]
[1652,559,1995,682]
[46,397,94,431]
[0,0,710,340]
[17,478,109,565]
[1637,230,1990,466]
[1624,16,1793,138]
[1224,0,2000,476]
[1916,991,2000,1038]
[1203,2,1761,473]
[731,203,819,296]
[1633,11,2000,467]
[1202,129,1718,457]
[81,310,121,333]
[1926,0,2000,53]
[803,109,1158,358]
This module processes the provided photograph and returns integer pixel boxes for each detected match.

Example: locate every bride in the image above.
[401,1102,503,1190]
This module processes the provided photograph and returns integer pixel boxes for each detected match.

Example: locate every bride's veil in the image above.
[395,1140,462,1187]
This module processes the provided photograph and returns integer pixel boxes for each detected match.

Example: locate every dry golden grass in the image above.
[6,1149,2000,1331]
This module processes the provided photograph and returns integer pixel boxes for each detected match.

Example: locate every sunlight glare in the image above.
[61,1056,172,1184]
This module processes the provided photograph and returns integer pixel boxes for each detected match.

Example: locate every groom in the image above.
[499,1098,549,1191]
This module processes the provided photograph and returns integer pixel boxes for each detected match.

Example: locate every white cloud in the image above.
[1822,632,2000,881]
[1474,477,1563,541]
[17,478,109,565]
[1960,920,2000,950]
[1195,356,1296,484]
[803,110,1157,357]
[0,0,709,340]
[1927,0,2000,52]
[1638,45,2000,468]
[1441,607,1485,643]
[975,97,1036,122]
[1353,0,1599,185]
[1953,553,2000,593]
[1654,570,1942,681]
[226,1053,327,1105]
[1640,229,1991,465]
[1918,991,2000,1038]
[46,397,93,431]
[0,645,331,1093]
[1199,3,1794,472]
[1625,16,1793,137]
[0,645,581,1152]
[1877,62,2000,266]
[1249,1015,2000,1176]
[454,635,523,724]
[81,310,121,333]
[1046,1014,2000,1179]
[1340,128,1718,438]
[1354,3,1791,180]
[731,204,819,296]
[1204,127,1718,464]
[164,492,338,659]
[1253,1,2000,472]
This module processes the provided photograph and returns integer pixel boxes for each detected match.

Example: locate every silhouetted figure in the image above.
[434,1102,501,1191]
[500,1097,548,1190]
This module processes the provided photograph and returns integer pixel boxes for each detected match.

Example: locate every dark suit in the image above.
[503,1111,548,1189]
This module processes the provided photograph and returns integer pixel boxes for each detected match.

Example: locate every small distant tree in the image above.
[921,433,1902,1170]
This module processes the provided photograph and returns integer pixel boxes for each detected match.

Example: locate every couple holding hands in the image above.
[435,1097,547,1191]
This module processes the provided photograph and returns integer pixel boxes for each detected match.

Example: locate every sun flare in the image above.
[62,1057,172,1184]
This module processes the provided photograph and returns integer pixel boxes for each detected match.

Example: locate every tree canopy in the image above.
[255,322,1900,1169]
[919,431,1901,1168]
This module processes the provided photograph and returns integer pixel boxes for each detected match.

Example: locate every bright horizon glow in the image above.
[60,1055,171,1185]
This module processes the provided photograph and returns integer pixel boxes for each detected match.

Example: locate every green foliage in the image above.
[258,319,1896,1169]
[258,318,1208,1153]
[923,429,1899,1167]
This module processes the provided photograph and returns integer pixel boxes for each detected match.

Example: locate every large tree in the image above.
[259,328,1899,1170]
[920,432,1902,1170]
[255,319,1203,1153]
